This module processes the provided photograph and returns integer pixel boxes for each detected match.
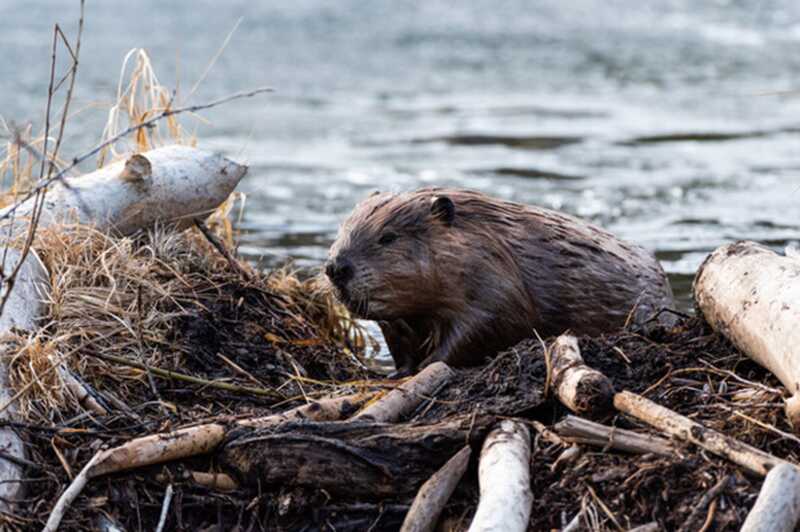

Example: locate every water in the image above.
[3,1,800,312]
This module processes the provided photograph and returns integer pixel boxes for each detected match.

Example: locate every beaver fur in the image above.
[326,187,674,374]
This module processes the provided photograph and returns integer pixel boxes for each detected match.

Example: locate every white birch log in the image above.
[740,463,800,532]
[1,145,247,234]
[694,241,800,428]
[468,420,533,532]
[1,145,246,515]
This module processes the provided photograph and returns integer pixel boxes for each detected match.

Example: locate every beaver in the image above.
[325,187,674,375]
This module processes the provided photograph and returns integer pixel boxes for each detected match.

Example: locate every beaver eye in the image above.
[378,232,398,246]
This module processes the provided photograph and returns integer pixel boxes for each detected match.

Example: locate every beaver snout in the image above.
[325,257,355,289]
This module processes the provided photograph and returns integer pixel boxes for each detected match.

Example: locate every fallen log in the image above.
[740,463,800,532]
[553,415,675,456]
[354,362,454,423]
[550,334,614,418]
[401,445,471,532]
[468,420,532,532]
[614,390,789,476]
[222,414,494,498]
[694,241,800,428]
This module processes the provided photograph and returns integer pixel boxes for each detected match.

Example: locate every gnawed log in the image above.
[554,415,675,456]
[614,390,789,476]
[468,420,533,532]
[222,414,494,498]
[401,445,471,532]
[354,362,454,423]
[0,145,247,235]
[740,463,800,532]
[694,241,800,428]
[550,334,614,418]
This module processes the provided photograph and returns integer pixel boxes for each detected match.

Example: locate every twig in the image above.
[194,218,251,280]
[155,484,174,532]
[0,85,272,227]
[43,449,104,532]
[677,475,730,532]
[90,351,285,399]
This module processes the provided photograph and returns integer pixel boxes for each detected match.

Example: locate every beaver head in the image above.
[325,190,457,320]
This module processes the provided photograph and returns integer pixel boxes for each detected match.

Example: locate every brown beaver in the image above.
[325,187,674,375]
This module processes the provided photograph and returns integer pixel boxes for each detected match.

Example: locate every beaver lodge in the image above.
[3,27,800,532]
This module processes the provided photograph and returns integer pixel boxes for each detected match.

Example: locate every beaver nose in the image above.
[325,258,354,287]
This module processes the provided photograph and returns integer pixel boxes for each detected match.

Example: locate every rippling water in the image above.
[3,1,800,311]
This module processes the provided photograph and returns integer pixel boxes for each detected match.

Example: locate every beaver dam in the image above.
[2,234,799,532]
[5,21,800,532]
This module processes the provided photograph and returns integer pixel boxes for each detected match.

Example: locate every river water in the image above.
[3,1,800,311]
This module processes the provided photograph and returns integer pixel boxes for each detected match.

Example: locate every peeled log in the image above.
[0,145,246,513]
[0,145,247,235]
[401,445,472,532]
[550,334,614,418]
[468,420,533,532]
[694,241,800,428]
[354,362,454,423]
[740,463,800,532]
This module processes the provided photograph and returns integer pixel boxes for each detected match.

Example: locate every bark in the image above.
[550,334,614,418]
[222,414,494,498]
[401,445,471,532]
[614,390,788,476]
[694,241,800,428]
[740,463,800,532]
[468,420,533,532]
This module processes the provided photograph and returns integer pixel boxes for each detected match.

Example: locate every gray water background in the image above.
[3,1,800,312]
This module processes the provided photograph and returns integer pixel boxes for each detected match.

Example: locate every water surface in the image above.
[3,1,800,313]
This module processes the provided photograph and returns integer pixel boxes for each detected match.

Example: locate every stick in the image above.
[401,445,471,532]
[238,392,373,428]
[155,484,173,532]
[354,362,454,423]
[550,334,614,418]
[614,391,790,476]
[468,420,532,532]
[554,415,675,456]
[741,463,800,532]
[91,352,284,399]
[88,424,226,478]
[677,475,730,532]
[43,449,104,532]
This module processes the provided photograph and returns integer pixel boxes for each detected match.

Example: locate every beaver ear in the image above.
[430,196,455,225]
[369,189,381,197]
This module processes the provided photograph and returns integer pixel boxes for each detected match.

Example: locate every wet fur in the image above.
[327,188,674,372]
